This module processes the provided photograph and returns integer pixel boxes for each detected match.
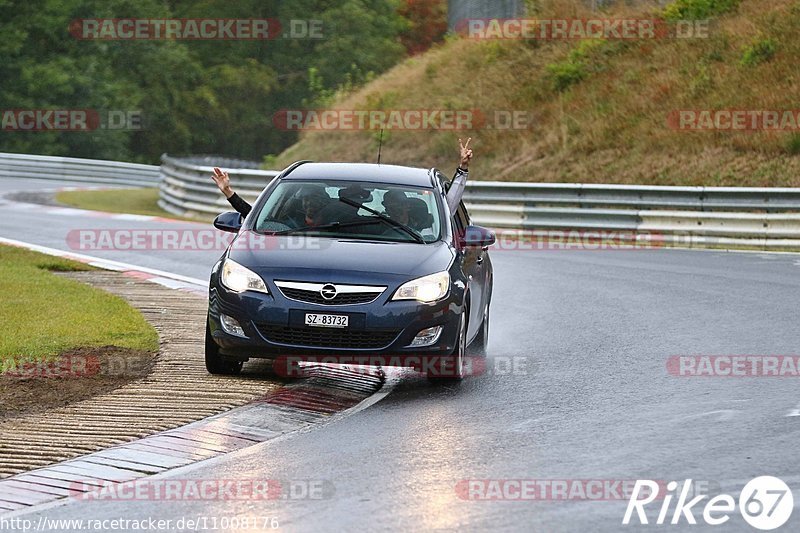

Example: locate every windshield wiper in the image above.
[338,197,425,244]
[268,220,370,236]
[268,218,420,236]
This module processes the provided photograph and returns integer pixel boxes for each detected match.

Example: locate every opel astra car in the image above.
[205,162,494,380]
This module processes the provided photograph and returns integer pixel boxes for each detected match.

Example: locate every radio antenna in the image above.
[377,129,384,165]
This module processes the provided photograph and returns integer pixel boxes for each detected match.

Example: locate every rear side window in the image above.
[458,202,470,225]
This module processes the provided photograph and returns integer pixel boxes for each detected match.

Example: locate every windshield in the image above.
[253,180,442,243]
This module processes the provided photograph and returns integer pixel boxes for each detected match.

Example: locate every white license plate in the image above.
[305,313,349,328]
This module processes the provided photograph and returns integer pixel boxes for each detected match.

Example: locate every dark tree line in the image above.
[0,0,446,163]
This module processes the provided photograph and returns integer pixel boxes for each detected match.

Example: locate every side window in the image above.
[456,202,469,228]
[452,202,468,244]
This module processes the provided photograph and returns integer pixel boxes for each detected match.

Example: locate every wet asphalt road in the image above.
[2,179,800,532]
[0,179,218,280]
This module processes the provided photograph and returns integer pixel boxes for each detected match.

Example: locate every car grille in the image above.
[274,281,385,306]
[279,287,379,306]
[257,325,399,350]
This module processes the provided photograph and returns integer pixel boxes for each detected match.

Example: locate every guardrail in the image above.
[159,155,800,250]
[463,183,800,249]
[0,152,159,187]
[7,152,797,249]
[159,155,279,216]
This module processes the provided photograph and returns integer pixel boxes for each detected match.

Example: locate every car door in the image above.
[454,202,485,342]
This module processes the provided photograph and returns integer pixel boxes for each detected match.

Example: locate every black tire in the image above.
[428,311,466,381]
[205,320,244,375]
[471,301,490,356]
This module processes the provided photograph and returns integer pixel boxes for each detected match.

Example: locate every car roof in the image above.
[282,162,436,188]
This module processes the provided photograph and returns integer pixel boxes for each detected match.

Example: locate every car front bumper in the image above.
[207,281,464,363]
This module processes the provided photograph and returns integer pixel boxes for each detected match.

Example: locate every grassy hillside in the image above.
[272,0,800,186]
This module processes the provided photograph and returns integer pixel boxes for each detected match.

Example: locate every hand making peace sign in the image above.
[459,137,473,170]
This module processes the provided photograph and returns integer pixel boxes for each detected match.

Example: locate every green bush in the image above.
[740,38,777,66]
[786,134,800,155]
[663,0,741,21]
[262,154,279,169]
[547,61,588,92]
[546,40,619,92]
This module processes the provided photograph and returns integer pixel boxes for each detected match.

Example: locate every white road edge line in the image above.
[0,236,207,287]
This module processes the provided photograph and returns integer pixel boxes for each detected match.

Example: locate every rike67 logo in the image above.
[623,477,793,530]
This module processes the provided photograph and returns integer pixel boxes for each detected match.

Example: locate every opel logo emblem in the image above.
[320,284,338,300]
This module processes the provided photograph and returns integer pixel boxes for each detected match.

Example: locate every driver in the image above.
[289,186,329,227]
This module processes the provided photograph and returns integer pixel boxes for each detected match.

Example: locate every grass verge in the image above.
[55,187,206,222]
[0,245,158,365]
[0,245,159,418]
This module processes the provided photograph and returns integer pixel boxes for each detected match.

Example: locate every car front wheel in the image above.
[205,319,244,375]
[471,301,489,356]
[428,311,465,381]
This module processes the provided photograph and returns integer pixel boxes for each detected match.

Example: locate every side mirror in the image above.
[463,225,496,248]
[213,211,243,233]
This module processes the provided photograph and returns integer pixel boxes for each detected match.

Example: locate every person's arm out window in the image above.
[445,138,473,215]
[212,167,252,217]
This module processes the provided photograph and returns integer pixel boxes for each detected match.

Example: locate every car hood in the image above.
[227,231,455,285]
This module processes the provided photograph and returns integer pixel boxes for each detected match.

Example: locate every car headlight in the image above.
[220,258,269,294]
[392,271,450,303]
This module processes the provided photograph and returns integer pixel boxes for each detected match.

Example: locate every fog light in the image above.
[220,314,246,338]
[410,326,443,347]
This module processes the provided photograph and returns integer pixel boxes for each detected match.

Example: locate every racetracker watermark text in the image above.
[457,479,666,501]
[69,18,323,40]
[271,355,529,379]
[1,109,143,131]
[668,110,800,131]
[272,109,533,131]
[1,354,150,379]
[66,230,324,252]
[68,478,333,501]
[457,18,709,40]
[667,355,800,377]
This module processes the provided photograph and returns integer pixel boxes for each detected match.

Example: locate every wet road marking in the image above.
[674,410,738,422]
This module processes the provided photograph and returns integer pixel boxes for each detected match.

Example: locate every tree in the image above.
[398,0,447,56]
